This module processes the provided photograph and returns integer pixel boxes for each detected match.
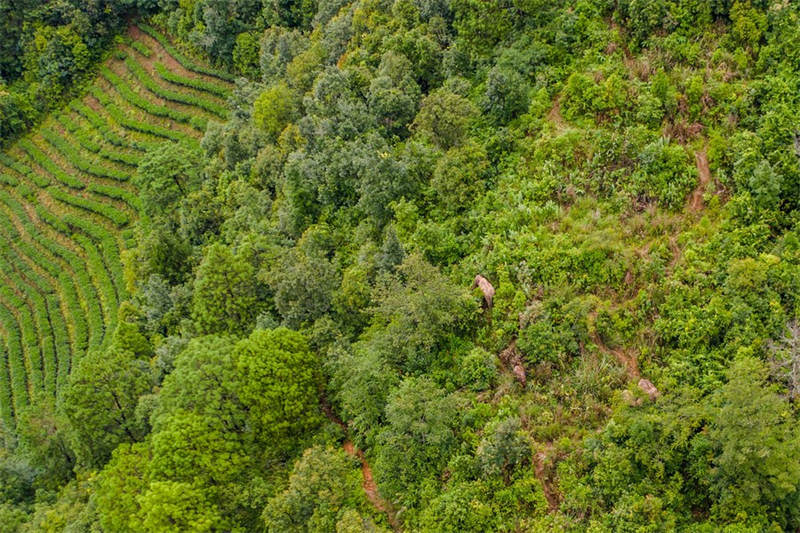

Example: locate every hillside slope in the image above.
[2,1,800,532]
[0,26,231,439]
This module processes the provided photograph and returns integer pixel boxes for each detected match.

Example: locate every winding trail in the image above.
[587,312,640,379]
[533,450,560,511]
[322,403,402,531]
[689,149,712,212]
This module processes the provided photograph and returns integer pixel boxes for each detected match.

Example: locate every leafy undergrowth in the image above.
[3,1,800,532]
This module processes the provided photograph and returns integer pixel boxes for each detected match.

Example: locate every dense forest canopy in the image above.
[1,0,800,531]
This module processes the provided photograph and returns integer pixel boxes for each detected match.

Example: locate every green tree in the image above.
[431,140,490,213]
[154,335,244,429]
[149,410,253,486]
[16,401,74,490]
[262,446,366,532]
[135,143,202,218]
[412,88,477,150]
[367,254,476,373]
[61,348,151,469]
[192,243,263,335]
[476,417,530,484]
[95,442,151,533]
[234,328,322,447]
[707,357,800,525]
[253,82,299,140]
[136,480,229,532]
[375,377,461,506]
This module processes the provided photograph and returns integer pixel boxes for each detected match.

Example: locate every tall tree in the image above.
[192,243,264,335]
[60,348,151,468]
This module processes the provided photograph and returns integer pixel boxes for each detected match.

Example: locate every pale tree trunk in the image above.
[767,320,800,401]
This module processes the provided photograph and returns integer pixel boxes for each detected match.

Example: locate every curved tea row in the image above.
[0,26,232,436]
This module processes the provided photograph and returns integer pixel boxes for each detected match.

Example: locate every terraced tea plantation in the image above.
[0,25,232,436]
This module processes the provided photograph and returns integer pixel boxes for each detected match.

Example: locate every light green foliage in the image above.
[136,481,229,532]
[730,1,768,49]
[253,83,299,140]
[262,446,366,532]
[634,138,697,209]
[61,348,151,469]
[154,335,241,424]
[457,347,498,391]
[234,328,322,445]
[192,243,264,335]
[94,442,151,533]
[233,32,261,78]
[417,481,497,532]
[149,410,253,486]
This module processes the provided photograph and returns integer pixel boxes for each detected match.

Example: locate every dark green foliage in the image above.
[4,1,800,531]
[61,347,152,469]
[0,0,157,144]
[375,377,460,506]
[135,143,202,218]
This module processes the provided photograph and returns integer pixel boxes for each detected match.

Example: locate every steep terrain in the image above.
[0,26,232,439]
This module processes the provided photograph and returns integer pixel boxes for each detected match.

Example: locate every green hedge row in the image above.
[0,173,19,187]
[56,114,101,153]
[0,248,54,399]
[40,128,130,183]
[0,263,42,398]
[0,304,28,417]
[100,67,208,131]
[131,41,153,58]
[0,152,50,188]
[48,187,129,227]
[61,213,126,301]
[154,62,231,99]
[73,234,117,342]
[0,192,94,379]
[47,294,71,395]
[0,214,54,296]
[0,192,65,279]
[0,343,15,437]
[125,57,228,118]
[0,241,52,298]
[138,23,236,82]
[23,277,56,399]
[37,206,108,352]
[57,113,141,168]
[17,140,85,190]
[87,182,142,212]
[0,191,88,362]
[89,86,198,146]
[69,101,151,152]
[57,270,88,361]
[37,208,104,353]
